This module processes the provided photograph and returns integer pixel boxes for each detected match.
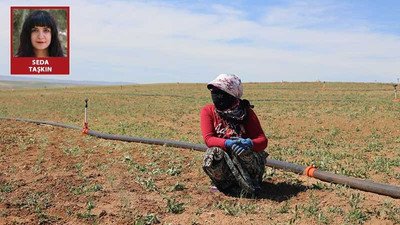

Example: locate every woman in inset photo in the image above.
[15,10,65,57]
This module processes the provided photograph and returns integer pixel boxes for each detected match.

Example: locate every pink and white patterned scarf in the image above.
[207,74,243,98]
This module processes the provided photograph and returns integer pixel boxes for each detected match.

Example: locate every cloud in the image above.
[211,4,245,17]
[261,1,342,28]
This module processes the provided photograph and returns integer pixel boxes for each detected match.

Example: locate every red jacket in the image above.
[200,104,268,152]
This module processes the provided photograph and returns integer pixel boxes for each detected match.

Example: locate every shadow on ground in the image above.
[221,181,311,201]
[257,181,309,202]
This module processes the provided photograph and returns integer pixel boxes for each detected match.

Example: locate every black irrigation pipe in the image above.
[61,91,196,98]
[322,89,393,92]
[1,116,399,198]
[0,117,82,130]
[60,91,391,103]
[252,98,381,102]
[59,87,393,92]
[248,87,393,92]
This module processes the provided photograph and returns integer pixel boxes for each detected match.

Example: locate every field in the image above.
[0,82,399,224]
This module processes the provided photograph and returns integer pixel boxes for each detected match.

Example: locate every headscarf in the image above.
[207,74,243,99]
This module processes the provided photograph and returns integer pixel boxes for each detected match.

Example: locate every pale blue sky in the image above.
[1,0,399,83]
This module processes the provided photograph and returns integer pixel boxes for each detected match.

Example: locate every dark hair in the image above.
[16,10,64,57]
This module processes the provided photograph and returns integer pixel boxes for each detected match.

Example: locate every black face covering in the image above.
[211,89,237,111]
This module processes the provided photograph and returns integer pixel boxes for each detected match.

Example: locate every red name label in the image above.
[11,57,69,75]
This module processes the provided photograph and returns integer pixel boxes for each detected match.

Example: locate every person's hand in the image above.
[231,143,247,155]
[225,139,240,150]
[231,138,253,156]
[240,138,253,149]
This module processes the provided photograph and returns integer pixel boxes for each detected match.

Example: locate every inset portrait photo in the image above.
[11,6,69,75]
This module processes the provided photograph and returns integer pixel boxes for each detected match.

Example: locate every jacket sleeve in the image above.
[245,108,268,152]
[200,105,227,150]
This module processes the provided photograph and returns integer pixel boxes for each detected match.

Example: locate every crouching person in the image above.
[200,74,268,195]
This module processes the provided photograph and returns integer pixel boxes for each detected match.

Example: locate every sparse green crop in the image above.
[214,200,258,216]
[0,82,399,224]
[166,197,185,214]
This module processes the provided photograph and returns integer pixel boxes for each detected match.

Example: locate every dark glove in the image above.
[225,139,240,150]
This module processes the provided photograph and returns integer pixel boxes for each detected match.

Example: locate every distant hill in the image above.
[0,75,135,89]
[0,80,83,89]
